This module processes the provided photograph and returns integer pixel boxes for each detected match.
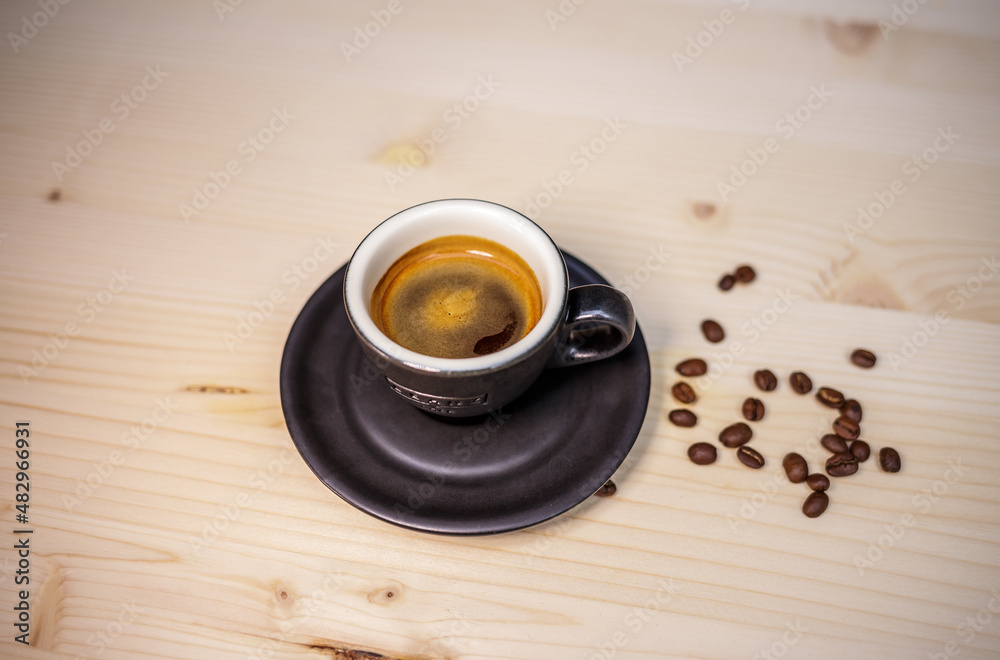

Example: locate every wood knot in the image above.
[823,21,880,55]
[275,584,293,604]
[367,583,402,605]
[47,189,61,202]
[691,201,716,220]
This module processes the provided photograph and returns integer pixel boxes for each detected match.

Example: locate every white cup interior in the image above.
[344,199,568,373]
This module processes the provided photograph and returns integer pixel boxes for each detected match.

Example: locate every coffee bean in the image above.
[687,442,717,465]
[816,387,845,408]
[806,473,830,492]
[826,452,859,477]
[719,422,753,448]
[849,440,871,463]
[879,447,901,473]
[840,399,863,422]
[718,273,736,291]
[736,445,765,469]
[782,453,808,483]
[668,409,697,427]
[701,319,725,343]
[671,382,697,404]
[742,397,765,421]
[851,348,877,368]
[676,358,708,377]
[735,265,756,283]
[820,434,849,454]
[595,480,617,497]
[832,415,861,440]
[789,371,813,394]
[803,491,829,518]
[753,369,778,392]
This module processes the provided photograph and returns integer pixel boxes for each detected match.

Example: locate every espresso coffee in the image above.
[370,235,543,359]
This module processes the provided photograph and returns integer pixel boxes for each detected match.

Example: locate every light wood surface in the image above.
[2,1,1000,658]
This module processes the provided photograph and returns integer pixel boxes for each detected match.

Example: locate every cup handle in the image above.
[546,284,636,368]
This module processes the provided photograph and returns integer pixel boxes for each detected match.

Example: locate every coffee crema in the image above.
[370,235,543,359]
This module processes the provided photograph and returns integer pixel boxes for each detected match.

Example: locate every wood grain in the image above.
[1,0,999,658]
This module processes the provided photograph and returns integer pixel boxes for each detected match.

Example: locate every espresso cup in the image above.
[343,199,635,417]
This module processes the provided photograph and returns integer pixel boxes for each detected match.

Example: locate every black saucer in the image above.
[279,251,651,535]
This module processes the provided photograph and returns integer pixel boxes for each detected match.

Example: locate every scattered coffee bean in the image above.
[803,491,829,518]
[851,348,877,369]
[595,480,617,497]
[719,422,753,448]
[668,409,697,427]
[840,399,863,422]
[742,397,765,421]
[820,434,849,454]
[736,445,765,469]
[816,387,845,408]
[671,382,697,404]
[782,453,808,483]
[879,447,902,473]
[789,371,813,394]
[832,415,861,440]
[753,369,778,392]
[676,358,708,376]
[826,452,859,477]
[687,442,717,465]
[806,473,830,492]
[701,319,725,343]
[718,273,736,291]
[734,265,756,283]
[848,440,870,463]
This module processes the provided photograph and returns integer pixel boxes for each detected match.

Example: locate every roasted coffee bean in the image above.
[734,265,756,283]
[879,447,902,473]
[782,453,808,483]
[826,452,859,477]
[687,442,717,465]
[595,480,617,497]
[671,382,697,404]
[851,348,877,368]
[742,397,765,421]
[676,358,708,376]
[701,319,725,343]
[753,369,778,392]
[789,371,813,394]
[718,273,736,291]
[806,473,830,492]
[832,415,861,440]
[816,387,845,408]
[803,491,829,518]
[840,399,863,422]
[668,409,697,427]
[849,440,871,463]
[719,422,753,448]
[820,434,849,454]
[736,445,765,469]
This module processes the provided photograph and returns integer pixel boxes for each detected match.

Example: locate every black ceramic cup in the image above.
[343,199,635,417]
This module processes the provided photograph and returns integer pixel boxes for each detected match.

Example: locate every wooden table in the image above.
[3,1,1000,658]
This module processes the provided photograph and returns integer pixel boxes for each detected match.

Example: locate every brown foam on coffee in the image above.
[370,235,542,359]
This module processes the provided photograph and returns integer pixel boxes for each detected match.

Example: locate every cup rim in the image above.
[343,199,568,374]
